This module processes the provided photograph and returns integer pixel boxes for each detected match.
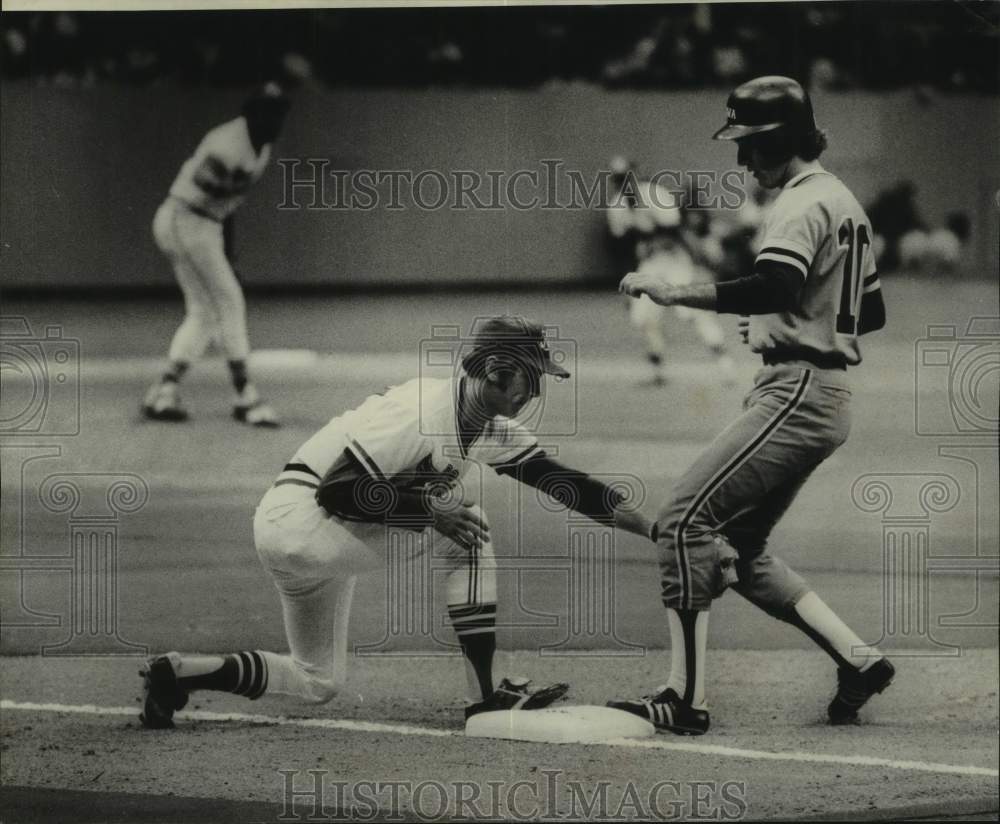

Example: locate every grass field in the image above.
[2,279,998,821]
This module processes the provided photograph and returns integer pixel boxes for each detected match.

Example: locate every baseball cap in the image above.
[467,316,571,379]
[712,75,816,141]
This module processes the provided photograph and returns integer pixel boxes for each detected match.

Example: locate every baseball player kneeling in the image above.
[139,316,651,728]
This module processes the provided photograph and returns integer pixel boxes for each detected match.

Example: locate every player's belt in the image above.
[274,462,321,490]
[170,196,223,223]
[762,350,847,371]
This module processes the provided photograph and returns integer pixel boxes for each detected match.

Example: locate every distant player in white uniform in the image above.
[139,317,652,728]
[605,157,734,386]
[142,83,290,426]
[612,77,891,735]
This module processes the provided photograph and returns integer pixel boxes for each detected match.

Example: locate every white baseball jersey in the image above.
[169,117,272,221]
[748,165,881,365]
[292,376,543,491]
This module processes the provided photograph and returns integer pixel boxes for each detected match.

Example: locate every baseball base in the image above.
[465,705,655,744]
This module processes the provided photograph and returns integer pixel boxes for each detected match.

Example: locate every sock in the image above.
[665,608,709,709]
[448,602,497,702]
[173,651,269,699]
[785,591,879,671]
[228,359,249,394]
[162,361,189,384]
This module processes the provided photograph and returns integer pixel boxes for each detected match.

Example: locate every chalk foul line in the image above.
[1,700,996,779]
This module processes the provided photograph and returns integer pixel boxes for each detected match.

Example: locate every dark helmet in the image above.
[712,76,816,141]
[242,82,290,123]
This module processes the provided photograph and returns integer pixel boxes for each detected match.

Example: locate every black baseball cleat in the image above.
[828,658,895,725]
[465,676,570,720]
[607,686,710,736]
[139,654,189,729]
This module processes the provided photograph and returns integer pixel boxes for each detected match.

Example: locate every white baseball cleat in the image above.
[142,381,189,422]
[233,384,281,428]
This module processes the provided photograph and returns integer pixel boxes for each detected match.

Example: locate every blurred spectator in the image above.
[925,212,971,270]
[868,181,926,271]
[2,25,29,78]
[1,4,997,92]
[899,228,932,270]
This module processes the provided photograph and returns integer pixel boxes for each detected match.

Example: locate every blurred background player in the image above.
[142,83,290,426]
[613,76,891,735]
[139,316,652,728]
[605,156,735,386]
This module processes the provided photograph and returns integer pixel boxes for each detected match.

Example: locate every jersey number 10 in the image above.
[836,217,871,335]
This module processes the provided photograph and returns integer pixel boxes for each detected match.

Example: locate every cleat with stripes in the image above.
[465,676,569,720]
[607,686,709,736]
[139,654,188,730]
[828,658,895,725]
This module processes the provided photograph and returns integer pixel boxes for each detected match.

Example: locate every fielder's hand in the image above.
[619,270,680,306]
[428,495,490,552]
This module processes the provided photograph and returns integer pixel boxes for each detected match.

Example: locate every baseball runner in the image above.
[606,157,735,386]
[609,77,892,734]
[140,316,652,728]
[142,83,289,427]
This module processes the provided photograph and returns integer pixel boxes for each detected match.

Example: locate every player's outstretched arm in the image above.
[497,454,652,538]
[620,259,803,316]
[620,270,718,310]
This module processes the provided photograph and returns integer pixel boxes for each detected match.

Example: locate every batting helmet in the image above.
[712,76,816,141]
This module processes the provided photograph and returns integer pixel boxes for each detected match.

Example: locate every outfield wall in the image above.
[2,83,997,289]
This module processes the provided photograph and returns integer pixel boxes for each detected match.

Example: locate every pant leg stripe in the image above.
[467,543,478,606]
[674,371,813,609]
[679,610,698,706]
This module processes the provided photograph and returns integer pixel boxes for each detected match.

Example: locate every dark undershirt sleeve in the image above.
[496,454,623,525]
[316,449,433,530]
[858,278,886,334]
[714,259,805,315]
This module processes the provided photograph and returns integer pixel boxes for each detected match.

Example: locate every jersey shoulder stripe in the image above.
[489,443,544,470]
[757,245,810,276]
[347,437,386,480]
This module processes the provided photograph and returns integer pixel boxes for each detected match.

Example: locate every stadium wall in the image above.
[2,83,997,290]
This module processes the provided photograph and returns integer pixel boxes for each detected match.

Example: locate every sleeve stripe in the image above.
[863,273,879,287]
[489,444,543,470]
[863,280,882,295]
[759,246,811,269]
[347,438,385,480]
[757,250,808,277]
